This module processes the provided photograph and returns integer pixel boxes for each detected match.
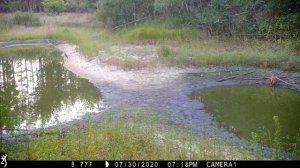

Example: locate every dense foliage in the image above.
[0,0,43,12]
[96,0,154,27]
[65,0,97,12]
[13,11,40,26]
[0,0,299,37]
[42,0,65,14]
[0,0,97,13]
[95,0,300,37]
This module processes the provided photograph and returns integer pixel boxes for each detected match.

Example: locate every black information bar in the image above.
[3,160,299,168]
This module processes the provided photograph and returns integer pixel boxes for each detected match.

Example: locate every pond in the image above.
[0,47,103,133]
[192,86,300,146]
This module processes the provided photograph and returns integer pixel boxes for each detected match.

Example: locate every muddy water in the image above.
[0,51,102,133]
[192,86,300,145]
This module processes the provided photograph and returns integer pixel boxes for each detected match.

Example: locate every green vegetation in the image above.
[0,12,41,30]
[0,46,61,59]
[116,23,198,41]
[0,14,13,33]
[95,0,300,38]
[42,0,66,15]
[0,91,5,130]
[0,20,299,71]
[1,0,299,38]
[1,111,259,160]
[0,27,113,57]
[251,116,300,159]
[64,0,97,12]
[96,0,154,27]
[157,38,300,71]
[0,0,96,13]
[13,12,41,26]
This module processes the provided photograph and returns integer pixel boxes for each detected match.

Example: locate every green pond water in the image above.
[192,86,300,145]
[0,48,102,132]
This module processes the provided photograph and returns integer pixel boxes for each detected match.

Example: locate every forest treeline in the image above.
[0,0,299,38]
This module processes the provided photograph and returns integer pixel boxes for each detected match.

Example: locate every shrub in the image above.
[13,12,41,26]
[96,0,154,27]
[42,0,65,15]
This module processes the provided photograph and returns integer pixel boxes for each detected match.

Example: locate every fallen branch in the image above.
[241,77,269,80]
[275,77,298,87]
[218,73,300,87]
[218,71,254,82]
[112,17,148,30]
[218,76,237,82]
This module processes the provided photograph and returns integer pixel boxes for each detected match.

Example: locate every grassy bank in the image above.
[0,28,113,57]
[118,23,300,71]
[0,46,61,59]
[115,23,199,41]
[157,39,300,71]
[1,111,261,160]
[0,13,299,71]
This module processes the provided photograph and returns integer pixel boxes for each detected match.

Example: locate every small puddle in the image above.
[0,49,103,134]
[192,86,300,146]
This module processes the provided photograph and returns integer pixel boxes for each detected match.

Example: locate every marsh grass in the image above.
[13,12,41,26]
[158,39,300,71]
[115,22,300,71]
[37,13,97,26]
[1,110,260,160]
[0,14,13,33]
[0,27,114,57]
[0,12,40,30]
[116,23,199,41]
[0,46,61,59]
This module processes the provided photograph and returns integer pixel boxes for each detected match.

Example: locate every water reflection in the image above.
[0,55,102,132]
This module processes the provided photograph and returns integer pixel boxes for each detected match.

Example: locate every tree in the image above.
[153,0,211,26]
[42,0,65,14]
[65,0,97,12]
[96,0,154,27]
[0,0,43,12]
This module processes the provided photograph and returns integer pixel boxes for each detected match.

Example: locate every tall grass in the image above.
[0,14,13,33]
[13,12,41,26]
[251,116,300,159]
[0,12,40,30]
[0,46,61,59]
[1,110,259,160]
[115,22,300,71]
[0,27,114,57]
[116,23,199,41]
[158,38,300,71]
